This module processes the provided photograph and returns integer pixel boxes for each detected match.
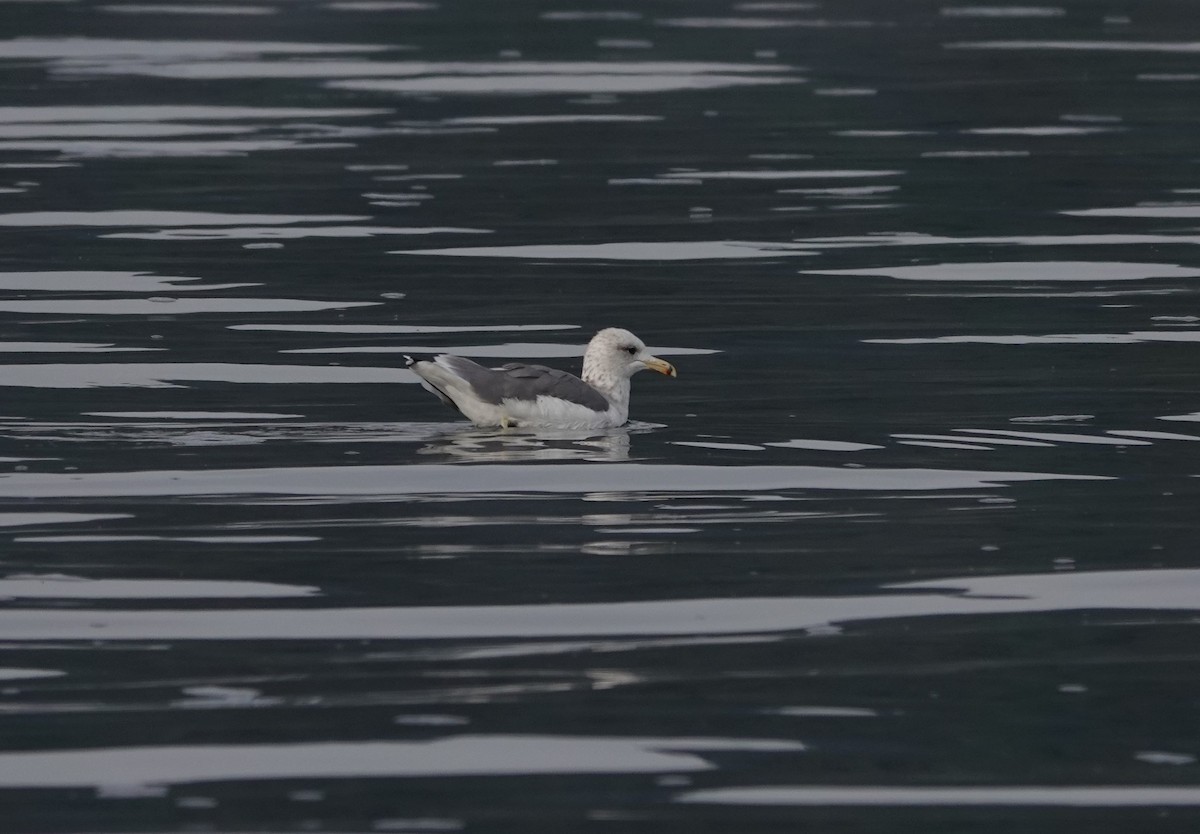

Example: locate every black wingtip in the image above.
[405,353,442,369]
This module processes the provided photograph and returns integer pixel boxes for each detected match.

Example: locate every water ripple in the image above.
[680,785,1200,807]
[0,575,317,598]
[0,735,805,788]
[0,568,1188,642]
[394,241,819,260]
[0,463,1108,498]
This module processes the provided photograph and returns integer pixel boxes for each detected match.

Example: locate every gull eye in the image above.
[624,345,638,355]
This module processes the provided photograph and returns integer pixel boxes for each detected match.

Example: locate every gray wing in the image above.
[496,362,610,412]
[434,356,609,412]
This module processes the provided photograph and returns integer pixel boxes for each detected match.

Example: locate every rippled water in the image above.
[4,1,1200,831]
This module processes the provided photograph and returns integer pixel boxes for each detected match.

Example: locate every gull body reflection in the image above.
[415,423,663,463]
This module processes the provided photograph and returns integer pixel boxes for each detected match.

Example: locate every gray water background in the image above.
[2,0,1200,831]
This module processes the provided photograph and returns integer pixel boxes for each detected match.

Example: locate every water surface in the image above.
[3,1,1200,831]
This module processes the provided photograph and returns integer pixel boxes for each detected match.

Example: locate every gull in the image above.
[406,327,677,429]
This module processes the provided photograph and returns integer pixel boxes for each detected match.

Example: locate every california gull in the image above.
[406,327,676,429]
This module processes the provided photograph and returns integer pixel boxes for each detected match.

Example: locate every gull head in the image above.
[582,327,677,388]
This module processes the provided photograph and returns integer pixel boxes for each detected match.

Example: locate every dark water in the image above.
[3,0,1200,830]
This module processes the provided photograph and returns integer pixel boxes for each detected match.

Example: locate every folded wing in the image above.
[407,354,610,417]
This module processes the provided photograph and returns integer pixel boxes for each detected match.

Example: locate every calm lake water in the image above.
[3,0,1200,831]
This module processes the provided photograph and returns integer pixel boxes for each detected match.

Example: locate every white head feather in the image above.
[581,327,676,398]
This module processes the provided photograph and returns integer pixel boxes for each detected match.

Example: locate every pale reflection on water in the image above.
[0,568,1195,641]
[416,425,636,462]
